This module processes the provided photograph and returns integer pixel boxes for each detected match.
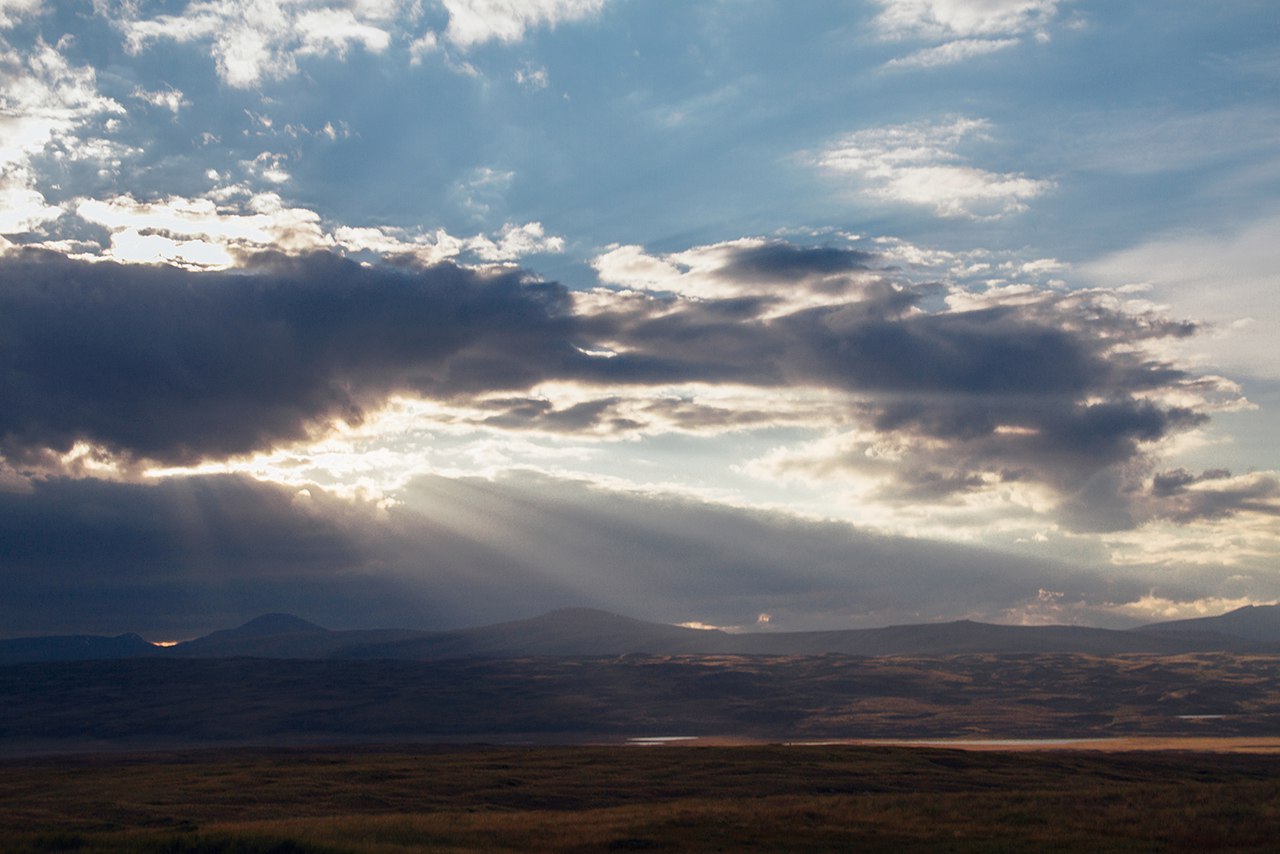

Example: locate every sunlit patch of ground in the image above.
[830,736,1280,752]
[612,735,1280,752]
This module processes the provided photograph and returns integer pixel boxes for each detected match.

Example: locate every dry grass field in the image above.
[2,743,1280,852]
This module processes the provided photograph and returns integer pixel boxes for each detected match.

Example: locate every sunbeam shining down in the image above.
[1,0,1278,638]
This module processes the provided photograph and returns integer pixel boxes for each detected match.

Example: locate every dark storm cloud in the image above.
[589,285,1207,520]
[0,250,588,464]
[0,246,1215,528]
[1146,468,1280,523]
[589,281,1194,404]
[468,394,799,436]
[847,397,1209,531]
[870,399,1205,475]
[0,470,1159,637]
[771,300,1191,398]
[718,242,876,282]
[480,396,628,431]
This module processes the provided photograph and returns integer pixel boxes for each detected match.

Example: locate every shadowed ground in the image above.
[3,653,1279,752]
[2,744,1279,851]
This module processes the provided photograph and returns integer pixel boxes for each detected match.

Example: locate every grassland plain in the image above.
[2,744,1280,852]
[4,653,1280,748]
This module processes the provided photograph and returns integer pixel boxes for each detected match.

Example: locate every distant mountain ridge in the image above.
[0,632,160,665]
[3,604,1278,665]
[1136,604,1280,645]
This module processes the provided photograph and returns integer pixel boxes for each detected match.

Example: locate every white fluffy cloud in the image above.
[813,117,1052,218]
[114,0,404,88]
[108,0,607,86]
[71,186,563,269]
[0,38,126,236]
[0,40,124,169]
[438,0,605,50]
[0,0,41,29]
[0,168,62,233]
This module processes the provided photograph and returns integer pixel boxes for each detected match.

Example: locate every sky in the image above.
[1,0,1277,639]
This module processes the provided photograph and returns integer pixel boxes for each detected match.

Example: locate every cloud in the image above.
[59,187,564,270]
[1081,213,1280,380]
[883,37,1020,69]
[468,221,565,261]
[452,166,515,217]
[0,37,124,182]
[0,468,1164,636]
[0,167,61,233]
[111,0,403,88]
[0,239,1234,534]
[514,62,549,89]
[873,0,1063,41]
[75,191,328,266]
[132,86,190,114]
[0,0,41,29]
[0,36,138,245]
[0,251,587,466]
[105,0,606,85]
[438,0,605,50]
[871,1,1065,69]
[812,118,1052,218]
[592,238,878,308]
[587,257,1214,531]
[1145,469,1280,524]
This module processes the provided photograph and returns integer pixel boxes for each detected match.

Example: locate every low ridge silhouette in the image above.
[4,603,1278,664]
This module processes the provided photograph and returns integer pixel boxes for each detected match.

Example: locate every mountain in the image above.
[168,612,329,657]
[722,619,1249,656]
[223,613,329,636]
[5,606,1277,665]
[194,608,1275,660]
[1137,604,1280,645]
[0,633,159,665]
[341,610,1242,659]
[342,607,742,659]
[169,613,423,659]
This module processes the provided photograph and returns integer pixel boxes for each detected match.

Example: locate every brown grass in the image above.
[2,744,1279,852]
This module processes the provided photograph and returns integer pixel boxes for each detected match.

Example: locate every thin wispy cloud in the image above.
[872,0,1068,70]
[873,0,1064,41]
[883,37,1020,69]
[812,118,1052,218]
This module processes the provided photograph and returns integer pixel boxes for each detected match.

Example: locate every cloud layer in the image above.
[2,240,1255,537]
